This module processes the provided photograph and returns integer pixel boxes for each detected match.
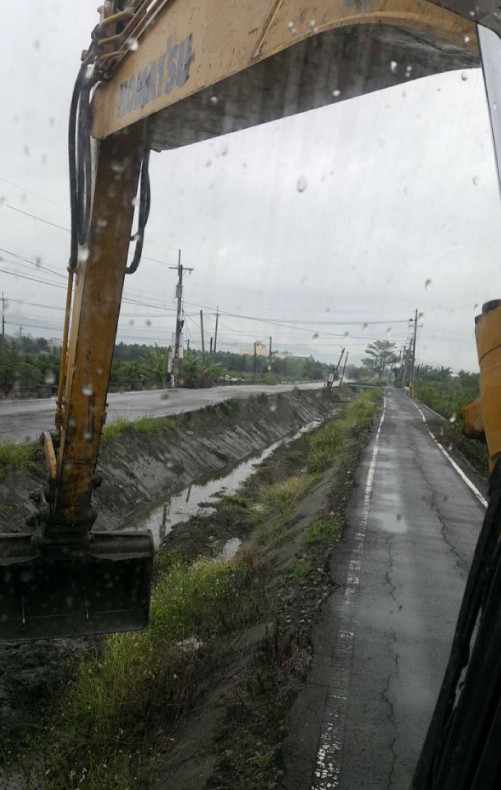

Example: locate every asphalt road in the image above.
[285,388,486,790]
[0,383,323,443]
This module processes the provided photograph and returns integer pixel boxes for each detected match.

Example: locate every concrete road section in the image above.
[0,383,323,443]
[284,388,486,790]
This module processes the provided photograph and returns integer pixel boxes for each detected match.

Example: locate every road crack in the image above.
[384,536,398,605]
[380,629,399,789]
[412,455,468,574]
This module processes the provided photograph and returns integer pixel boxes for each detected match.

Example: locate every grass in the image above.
[102,415,176,443]
[0,441,42,476]
[305,514,341,544]
[293,559,312,578]
[307,390,380,473]
[260,474,318,516]
[37,554,256,789]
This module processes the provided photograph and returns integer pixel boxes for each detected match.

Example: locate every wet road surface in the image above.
[0,382,322,443]
[285,388,486,790]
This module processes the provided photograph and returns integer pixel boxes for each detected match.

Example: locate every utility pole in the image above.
[213,308,219,355]
[409,309,418,397]
[268,336,272,371]
[1,292,5,339]
[340,351,349,386]
[335,346,345,375]
[253,341,257,382]
[200,310,205,362]
[169,250,193,388]
[209,337,213,356]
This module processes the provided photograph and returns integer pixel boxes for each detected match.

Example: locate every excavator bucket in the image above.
[0,530,153,641]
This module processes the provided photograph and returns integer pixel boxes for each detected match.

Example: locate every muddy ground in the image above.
[0,388,343,771]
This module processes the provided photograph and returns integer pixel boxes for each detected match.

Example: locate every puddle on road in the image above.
[133,418,326,548]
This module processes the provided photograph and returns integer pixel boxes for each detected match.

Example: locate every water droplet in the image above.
[473,175,479,185]
[362,323,368,330]
[396,513,402,521]
[461,71,468,81]
[312,333,319,339]
[206,159,212,167]
[386,327,392,334]
[449,414,457,423]
[97,218,108,228]
[344,331,349,338]
[464,35,470,43]
[332,89,341,98]
[296,176,308,193]
[210,95,218,105]
[84,430,92,441]
[309,20,318,32]
[390,60,398,73]
[78,247,90,263]
[111,160,125,174]
[82,384,93,396]
[126,37,139,51]
[44,370,56,385]
[287,21,296,32]
[425,278,432,290]
[220,144,228,156]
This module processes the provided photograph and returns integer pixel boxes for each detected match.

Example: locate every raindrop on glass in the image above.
[210,96,219,105]
[82,384,93,396]
[126,37,139,51]
[390,60,398,73]
[449,414,457,424]
[332,89,341,98]
[461,71,468,81]
[78,247,90,263]
[472,175,479,185]
[296,176,308,193]
[464,35,470,43]
[425,278,432,290]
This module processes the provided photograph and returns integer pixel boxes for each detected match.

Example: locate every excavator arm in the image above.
[0,101,154,640]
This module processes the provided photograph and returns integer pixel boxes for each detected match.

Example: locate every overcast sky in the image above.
[2,2,501,371]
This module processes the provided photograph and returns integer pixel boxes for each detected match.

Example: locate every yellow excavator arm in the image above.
[0,0,494,641]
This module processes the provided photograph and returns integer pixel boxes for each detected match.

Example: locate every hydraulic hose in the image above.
[68,64,94,272]
[126,148,151,274]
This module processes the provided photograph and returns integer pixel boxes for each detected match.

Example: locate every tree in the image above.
[362,339,397,379]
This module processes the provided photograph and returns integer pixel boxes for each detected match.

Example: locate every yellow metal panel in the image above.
[92,0,476,139]
[54,125,144,525]
[475,302,501,467]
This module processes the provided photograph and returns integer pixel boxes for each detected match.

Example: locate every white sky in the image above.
[1,2,501,371]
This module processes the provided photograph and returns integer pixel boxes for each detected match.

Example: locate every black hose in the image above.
[126,149,151,275]
[68,64,94,272]
[68,61,151,276]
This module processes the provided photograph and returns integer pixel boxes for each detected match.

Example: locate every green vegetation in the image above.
[305,514,341,544]
[413,366,488,476]
[0,441,41,477]
[415,366,479,420]
[293,559,313,578]
[40,555,255,789]
[102,415,176,443]
[260,474,317,516]
[307,389,381,473]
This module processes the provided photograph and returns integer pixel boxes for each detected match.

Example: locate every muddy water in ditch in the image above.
[131,419,325,549]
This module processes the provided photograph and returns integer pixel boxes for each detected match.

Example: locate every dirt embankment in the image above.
[0,389,338,536]
[0,388,341,763]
